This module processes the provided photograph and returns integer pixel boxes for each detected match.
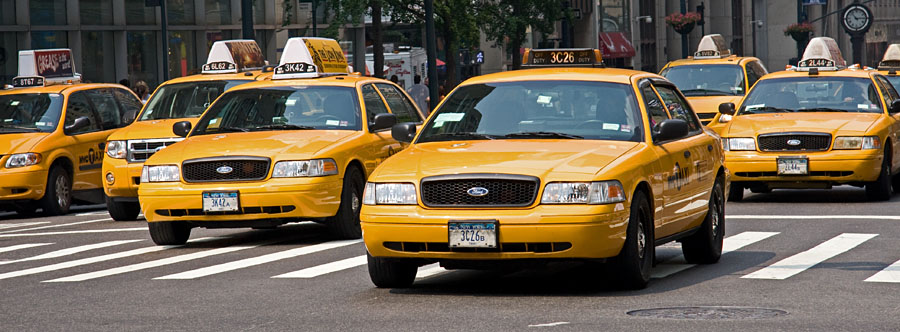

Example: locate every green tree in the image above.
[477,1,568,70]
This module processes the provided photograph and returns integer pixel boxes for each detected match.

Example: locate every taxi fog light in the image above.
[541,181,625,204]
[272,159,338,177]
[140,165,180,182]
[834,136,880,150]
[724,138,756,151]
[105,140,127,159]
[5,153,41,168]
[365,183,417,205]
[105,172,115,185]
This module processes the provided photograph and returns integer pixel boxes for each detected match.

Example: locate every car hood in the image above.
[108,118,201,141]
[146,130,358,164]
[0,132,50,154]
[725,112,882,136]
[686,95,743,115]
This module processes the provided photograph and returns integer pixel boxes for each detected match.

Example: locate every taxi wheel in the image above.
[682,177,725,264]
[148,221,191,245]
[612,192,652,290]
[866,150,892,201]
[366,252,416,288]
[39,166,72,216]
[727,184,744,202]
[327,166,364,239]
[105,196,141,221]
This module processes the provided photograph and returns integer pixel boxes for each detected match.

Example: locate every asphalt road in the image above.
[1,186,899,331]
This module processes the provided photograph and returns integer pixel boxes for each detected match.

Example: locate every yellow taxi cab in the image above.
[877,43,900,90]
[102,40,270,221]
[137,37,425,245]
[717,37,900,201]
[361,48,728,289]
[660,34,768,132]
[1,49,142,216]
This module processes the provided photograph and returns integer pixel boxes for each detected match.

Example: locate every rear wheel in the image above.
[611,191,653,290]
[327,166,365,239]
[866,149,892,201]
[682,176,725,264]
[366,252,417,288]
[39,166,72,216]
[148,221,191,245]
[106,196,141,221]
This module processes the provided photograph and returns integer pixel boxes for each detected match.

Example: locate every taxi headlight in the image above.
[724,138,756,151]
[541,181,625,204]
[5,153,41,168]
[833,136,880,150]
[140,165,180,182]
[363,182,417,205]
[105,140,127,159]
[272,159,338,177]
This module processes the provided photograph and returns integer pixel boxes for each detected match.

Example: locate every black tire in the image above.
[366,252,417,288]
[327,166,365,239]
[39,166,72,216]
[682,176,725,264]
[147,221,191,245]
[866,149,892,201]
[727,183,744,202]
[106,195,141,221]
[611,191,653,290]
[892,173,900,193]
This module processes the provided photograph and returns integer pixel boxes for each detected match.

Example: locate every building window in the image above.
[206,30,235,51]
[168,0,196,25]
[81,31,116,84]
[168,31,197,78]
[254,0,266,24]
[600,0,630,34]
[127,31,159,88]
[1,1,15,25]
[30,0,67,25]
[206,0,232,25]
[81,0,114,26]
[32,31,67,49]
[126,0,156,25]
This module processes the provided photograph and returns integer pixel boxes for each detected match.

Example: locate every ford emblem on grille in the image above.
[216,165,234,174]
[466,187,489,197]
[787,139,801,146]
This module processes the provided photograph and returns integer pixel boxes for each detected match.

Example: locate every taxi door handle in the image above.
[684,151,691,159]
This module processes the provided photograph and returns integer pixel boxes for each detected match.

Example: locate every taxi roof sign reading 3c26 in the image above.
[796,37,847,71]
[522,48,604,68]
[693,34,732,59]
[201,39,266,74]
[12,48,82,88]
[273,37,350,80]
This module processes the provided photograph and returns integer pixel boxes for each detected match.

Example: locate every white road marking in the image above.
[0,243,54,254]
[528,322,570,327]
[272,255,367,279]
[45,239,281,282]
[727,215,900,220]
[0,218,113,234]
[76,211,109,216]
[742,233,877,280]
[652,232,779,279]
[416,263,449,279]
[0,222,50,230]
[0,228,146,238]
[864,260,900,283]
[155,239,362,280]
[0,240,141,266]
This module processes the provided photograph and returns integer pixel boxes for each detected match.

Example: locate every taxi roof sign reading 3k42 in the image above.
[521,48,604,68]
[273,37,349,80]
[12,49,81,88]
[878,44,900,70]
[796,37,847,71]
[693,34,732,59]
[201,39,266,74]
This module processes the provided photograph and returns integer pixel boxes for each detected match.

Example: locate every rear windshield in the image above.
[0,93,64,133]
[139,80,251,120]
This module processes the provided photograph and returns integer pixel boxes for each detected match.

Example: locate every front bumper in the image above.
[102,158,143,198]
[726,149,882,186]
[0,167,48,201]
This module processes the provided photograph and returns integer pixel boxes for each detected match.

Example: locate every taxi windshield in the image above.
[139,80,251,120]
[661,64,745,96]
[191,86,361,135]
[416,81,643,143]
[739,77,882,114]
[0,93,64,133]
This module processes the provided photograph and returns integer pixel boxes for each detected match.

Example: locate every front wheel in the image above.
[327,166,365,239]
[39,166,72,216]
[682,176,725,264]
[866,150,892,201]
[611,192,653,290]
[106,196,141,221]
[367,252,417,288]
[148,221,191,245]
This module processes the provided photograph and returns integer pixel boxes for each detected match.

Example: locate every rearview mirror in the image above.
[718,102,736,115]
[391,123,417,143]
[655,119,690,141]
[172,121,192,138]
[370,113,397,132]
[64,116,91,133]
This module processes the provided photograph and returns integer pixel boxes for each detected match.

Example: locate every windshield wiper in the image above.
[503,131,583,139]
[213,126,250,133]
[0,124,41,132]
[741,106,794,114]
[680,88,733,96]
[797,107,851,113]
[421,132,499,141]
[252,124,316,131]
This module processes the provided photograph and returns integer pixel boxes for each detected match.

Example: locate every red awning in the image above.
[600,32,636,59]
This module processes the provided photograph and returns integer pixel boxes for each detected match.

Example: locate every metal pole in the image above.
[680,0,688,59]
[242,0,254,39]
[425,0,439,112]
[160,0,169,81]
[312,0,318,37]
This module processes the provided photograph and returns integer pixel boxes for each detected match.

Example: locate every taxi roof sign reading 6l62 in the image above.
[522,48,604,68]
[201,39,266,74]
[12,49,81,88]
[693,34,732,59]
[796,37,847,71]
[273,37,349,80]
[878,44,900,70]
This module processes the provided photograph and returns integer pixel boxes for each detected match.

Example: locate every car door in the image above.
[873,75,900,174]
[63,89,107,191]
[375,83,424,150]
[359,83,397,173]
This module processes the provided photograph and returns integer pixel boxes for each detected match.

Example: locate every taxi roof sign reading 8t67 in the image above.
[12,49,82,88]
[521,48,604,68]
[273,37,349,80]
[201,39,267,74]
[795,37,847,71]
[693,34,732,59]
[878,44,900,70]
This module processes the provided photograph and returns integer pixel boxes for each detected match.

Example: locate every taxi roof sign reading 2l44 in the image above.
[273,37,349,80]
[521,48,604,68]
[794,37,847,72]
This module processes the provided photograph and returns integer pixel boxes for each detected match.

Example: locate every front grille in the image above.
[155,205,295,216]
[182,156,270,182]
[383,241,572,253]
[128,138,183,162]
[735,171,853,177]
[758,133,831,152]
[420,174,539,207]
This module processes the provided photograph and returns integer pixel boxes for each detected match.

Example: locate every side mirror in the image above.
[891,99,900,114]
[655,119,690,141]
[718,102,736,115]
[64,116,91,133]
[172,121,192,138]
[370,113,397,132]
[391,122,417,143]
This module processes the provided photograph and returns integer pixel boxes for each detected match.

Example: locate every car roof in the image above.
[458,67,656,86]
[159,71,269,85]
[0,83,126,95]
[760,68,876,80]
[665,56,758,68]
[224,74,391,91]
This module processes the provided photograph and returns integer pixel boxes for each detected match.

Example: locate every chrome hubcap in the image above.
[351,191,360,213]
[636,220,646,259]
[56,175,69,209]
[711,195,721,237]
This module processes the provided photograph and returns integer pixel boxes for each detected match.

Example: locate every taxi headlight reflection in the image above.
[363,182,417,205]
[5,153,41,168]
[541,181,625,204]
[725,138,756,151]
[271,159,338,177]
[833,136,880,150]
[140,165,180,182]
[106,140,127,159]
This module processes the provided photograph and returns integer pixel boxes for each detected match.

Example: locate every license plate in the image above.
[202,192,239,212]
[777,158,808,175]
[449,221,498,248]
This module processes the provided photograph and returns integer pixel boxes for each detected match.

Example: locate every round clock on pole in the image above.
[841,3,873,34]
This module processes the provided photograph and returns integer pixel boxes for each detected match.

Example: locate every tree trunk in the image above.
[372,0,384,79]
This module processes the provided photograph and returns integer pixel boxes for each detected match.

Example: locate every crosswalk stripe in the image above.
[651,232,780,279]
[0,218,112,234]
[272,255,367,279]
[0,243,54,254]
[0,240,141,266]
[416,263,448,279]
[44,239,282,282]
[864,260,900,283]
[0,228,146,238]
[0,222,50,230]
[155,239,362,280]
[742,233,877,280]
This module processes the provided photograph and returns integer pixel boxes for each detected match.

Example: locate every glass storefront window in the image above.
[30,0,66,25]
[600,0,630,33]
[206,0,232,25]
[1,1,15,25]
[81,31,116,84]
[32,31,67,49]
[127,31,159,88]
[81,0,114,25]
[1,32,18,85]
[126,0,156,25]
[254,0,266,24]
[206,31,234,51]
[168,31,197,78]
[167,0,196,25]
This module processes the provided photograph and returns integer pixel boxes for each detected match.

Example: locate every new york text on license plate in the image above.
[449,221,498,248]
[777,157,808,175]
[202,192,239,212]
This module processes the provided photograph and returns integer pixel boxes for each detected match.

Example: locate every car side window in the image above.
[86,89,125,130]
[112,88,143,124]
[375,83,422,123]
[64,91,102,135]
[639,84,670,129]
[875,76,900,108]
[746,61,767,91]
[361,84,389,124]
[655,85,701,133]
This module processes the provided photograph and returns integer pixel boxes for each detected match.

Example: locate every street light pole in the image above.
[242,0,254,39]
[160,0,169,81]
[425,0,439,112]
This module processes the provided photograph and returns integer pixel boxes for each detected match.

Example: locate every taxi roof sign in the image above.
[12,49,81,88]
[795,37,846,71]
[201,39,266,74]
[522,48,604,68]
[693,34,731,59]
[273,37,349,80]
[878,44,900,70]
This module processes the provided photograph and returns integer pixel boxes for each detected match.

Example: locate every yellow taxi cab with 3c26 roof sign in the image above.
[361,48,728,290]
